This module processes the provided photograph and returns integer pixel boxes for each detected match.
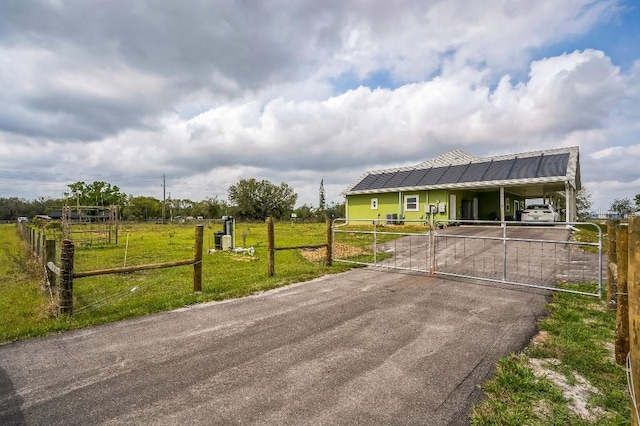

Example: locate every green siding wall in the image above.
[347,189,526,223]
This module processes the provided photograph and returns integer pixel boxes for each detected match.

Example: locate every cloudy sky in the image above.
[1,0,639,212]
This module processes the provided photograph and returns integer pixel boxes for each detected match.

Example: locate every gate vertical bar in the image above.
[325,219,332,266]
[373,220,377,265]
[193,225,203,292]
[598,224,603,298]
[607,219,619,309]
[502,222,507,281]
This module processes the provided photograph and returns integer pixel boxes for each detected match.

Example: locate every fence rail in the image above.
[432,220,603,297]
[266,217,332,277]
[17,223,204,316]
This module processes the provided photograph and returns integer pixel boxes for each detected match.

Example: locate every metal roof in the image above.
[344,147,580,195]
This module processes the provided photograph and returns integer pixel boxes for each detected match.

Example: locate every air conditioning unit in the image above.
[386,213,398,225]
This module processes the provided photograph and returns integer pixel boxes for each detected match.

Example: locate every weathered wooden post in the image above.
[628,217,640,426]
[34,230,40,258]
[615,224,629,365]
[607,219,619,310]
[39,231,46,261]
[45,239,57,288]
[267,217,275,277]
[59,239,74,315]
[325,219,333,266]
[193,225,203,292]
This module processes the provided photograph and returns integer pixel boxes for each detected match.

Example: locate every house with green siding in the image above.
[343,147,581,226]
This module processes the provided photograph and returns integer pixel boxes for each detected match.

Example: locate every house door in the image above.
[473,198,479,220]
[461,200,472,220]
[449,194,457,221]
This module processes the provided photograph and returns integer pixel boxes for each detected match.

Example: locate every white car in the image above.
[521,204,558,222]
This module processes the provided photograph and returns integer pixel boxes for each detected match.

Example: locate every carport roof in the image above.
[344,146,580,196]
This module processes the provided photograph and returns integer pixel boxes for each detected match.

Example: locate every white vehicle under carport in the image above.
[521,204,559,222]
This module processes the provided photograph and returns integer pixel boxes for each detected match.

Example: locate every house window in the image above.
[506,198,511,212]
[404,195,419,212]
[371,198,378,210]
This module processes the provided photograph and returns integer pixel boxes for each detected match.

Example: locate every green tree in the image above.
[610,198,634,217]
[200,197,227,219]
[65,181,126,207]
[325,201,345,219]
[318,179,326,213]
[0,197,62,220]
[228,178,297,220]
[635,193,640,211]
[576,187,592,220]
[294,204,316,222]
[122,196,162,220]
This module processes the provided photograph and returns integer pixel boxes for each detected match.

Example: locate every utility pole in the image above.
[162,174,166,224]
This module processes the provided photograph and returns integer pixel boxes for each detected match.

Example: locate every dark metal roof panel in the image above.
[481,159,516,181]
[509,156,542,179]
[437,164,469,184]
[346,150,574,193]
[418,166,448,185]
[366,172,396,190]
[401,169,430,187]
[538,153,569,177]
[459,161,492,183]
[350,174,378,191]
[383,169,413,189]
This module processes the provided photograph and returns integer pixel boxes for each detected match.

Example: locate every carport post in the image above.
[499,187,505,222]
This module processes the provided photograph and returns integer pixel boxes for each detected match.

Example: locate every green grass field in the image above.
[471,284,631,425]
[1,221,365,343]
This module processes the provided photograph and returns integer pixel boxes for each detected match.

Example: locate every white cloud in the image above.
[0,0,637,212]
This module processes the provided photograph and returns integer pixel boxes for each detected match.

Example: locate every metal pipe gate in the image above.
[332,218,603,297]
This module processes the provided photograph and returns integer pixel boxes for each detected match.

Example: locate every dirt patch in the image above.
[532,330,549,346]
[299,243,367,262]
[528,358,603,421]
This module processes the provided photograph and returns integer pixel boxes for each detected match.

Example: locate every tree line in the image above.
[0,178,343,222]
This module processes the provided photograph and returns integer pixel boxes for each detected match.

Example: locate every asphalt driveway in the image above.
[0,267,549,425]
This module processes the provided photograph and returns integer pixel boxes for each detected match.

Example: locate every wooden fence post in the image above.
[267,217,275,277]
[628,217,640,426]
[607,219,619,310]
[193,225,203,292]
[59,239,74,315]
[45,239,57,289]
[325,219,333,266]
[35,230,40,258]
[615,224,629,365]
[40,231,46,261]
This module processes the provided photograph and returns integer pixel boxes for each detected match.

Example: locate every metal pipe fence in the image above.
[331,218,602,297]
[432,220,602,297]
[332,218,431,273]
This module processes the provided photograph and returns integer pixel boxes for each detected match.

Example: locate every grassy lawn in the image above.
[471,284,631,425]
[1,221,362,344]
